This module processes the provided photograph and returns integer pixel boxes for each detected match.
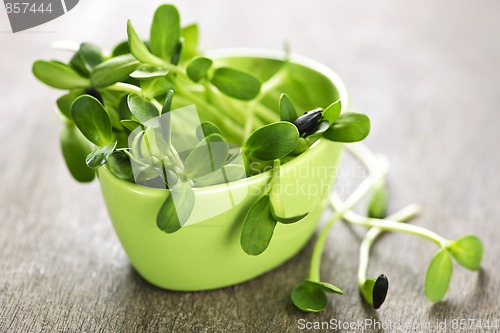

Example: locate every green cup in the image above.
[98,50,349,291]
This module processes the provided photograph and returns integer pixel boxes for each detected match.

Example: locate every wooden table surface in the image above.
[1,0,499,332]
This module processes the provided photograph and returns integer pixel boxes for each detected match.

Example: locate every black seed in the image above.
[372,274,389,309]
[85,87,103,104]
[292,108,323,135]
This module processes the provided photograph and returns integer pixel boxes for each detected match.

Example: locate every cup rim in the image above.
[100,49,349,195]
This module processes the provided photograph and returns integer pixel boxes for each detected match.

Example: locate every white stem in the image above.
[356,204,421,285]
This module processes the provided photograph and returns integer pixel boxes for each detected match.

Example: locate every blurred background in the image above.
[1,0,499,331]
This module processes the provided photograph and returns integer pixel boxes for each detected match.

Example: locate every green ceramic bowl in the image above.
[97,50,349,291]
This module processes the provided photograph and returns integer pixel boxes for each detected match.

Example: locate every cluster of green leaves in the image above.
[240,95,369,255]
[32,2,484,315]
[425,235,483,302]
[366,181,483,305]
[33,3,370,247]
[292,182,390,313]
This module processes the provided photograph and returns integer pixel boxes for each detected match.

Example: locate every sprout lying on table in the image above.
[32,3,483,312]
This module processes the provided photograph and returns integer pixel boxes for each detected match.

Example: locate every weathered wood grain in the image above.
[1,0,499,332]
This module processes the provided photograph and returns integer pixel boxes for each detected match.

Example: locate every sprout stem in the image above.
[308,143,388,281]
[333,194,448,248]
[351,204,421,286]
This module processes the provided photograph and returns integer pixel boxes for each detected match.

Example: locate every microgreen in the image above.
[157,181,195,233]
[70,95,113,146]
[94,55,140,88]
[196,121,222,140]
[241,160,308,255]
[86,141,117,169]
[279,93,299,122]
[367,181,388,218]
[243,122,299,161]
[323,112,370,142]
[78,43,103,69]
[210,68,261,100]
[106,151,135,182]
[240,194,277,255]
[130,66,169,80]
[60,125,95,182]
[180,23,199,62]
[111,40,130,57]
[57,90,84,120]
[193,164,245,187]
[291,280,344,312]
[127,20,164,68]
[183,134,229,179]
[33,60,89,89]
[127,94,160,125]
[149,4,181,62]
[162,89,175,115]
[33,3,483,314]
[360,275,388,309]
[186,57,213,82]
[448,235,483,271]
[322,100,342,124]
[425,248,453,302]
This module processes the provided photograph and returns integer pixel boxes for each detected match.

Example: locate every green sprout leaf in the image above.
[57,90,84,120]
[360,278,376,306]
[186,56,213,82]
[425,248,453,302]
[33,60,89,90]
[279,93,298,121]
[106,151,134,182]
[111,40,131,57]
[244,122,299,161]
[149,4,181,61]
[127,20,164,67]
[120,119,142,132]
[271,211,308,224]
[90,54,140,88]
[323,112,370,143]
[240,194,277,255]
[141,76,171,99]
[291,137,309,155]
[79,42,103,68]
[60,125,95,182]
[184,134,229,179]
[71,95,113,146]
[368,182,388,218]
[69,50,90,77]
[86,141,117,169]
[157,181,195,233]
[448,235,483,271]
[130,65,169,79]
[291,280,343,313]
[196,121,222,140]
[322,100,342,124]
[162,89,175,115]
[181,23,199,61]
[210,67,261,100]
[127,94,159,125]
